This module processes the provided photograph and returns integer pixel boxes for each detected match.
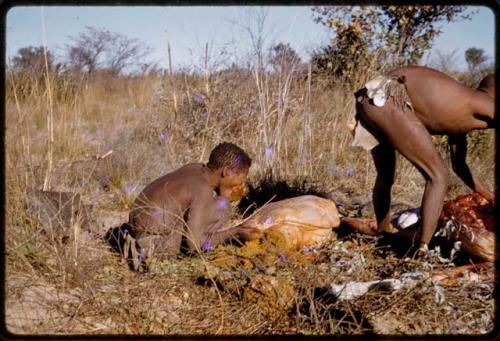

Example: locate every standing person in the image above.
[351,66,494,254]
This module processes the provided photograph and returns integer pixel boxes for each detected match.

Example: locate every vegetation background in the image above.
[4,5,495,335]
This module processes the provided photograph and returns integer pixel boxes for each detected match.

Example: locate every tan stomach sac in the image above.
[240,195,340,249]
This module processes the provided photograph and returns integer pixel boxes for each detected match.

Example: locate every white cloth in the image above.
[348,75,393,150]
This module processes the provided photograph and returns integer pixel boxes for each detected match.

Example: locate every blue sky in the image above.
[6,6,495,71]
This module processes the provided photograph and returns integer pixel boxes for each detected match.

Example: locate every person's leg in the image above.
[132,208,186,260]
[137,230,183,261]
[371,143,397,233]
[469,91,495,128]
[359,99,448,246]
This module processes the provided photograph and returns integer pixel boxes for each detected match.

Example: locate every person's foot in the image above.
[378,223,399,234]
[412,243,430,260]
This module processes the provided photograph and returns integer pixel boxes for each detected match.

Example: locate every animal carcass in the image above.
[439,192,495,262]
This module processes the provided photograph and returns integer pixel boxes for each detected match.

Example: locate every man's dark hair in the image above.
[207,142,252,172]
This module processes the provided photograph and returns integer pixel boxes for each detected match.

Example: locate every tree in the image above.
[378,6,471,65]
[236,8,272,73]
[66,26,152,76]
[429,49,460,75]
[310,23,373,83]
[268,43,301,74]
[465,47,488,74]
[105,32,152,75]
[311,6,472,83]
[11,46,55,74]
[67,26,109,75]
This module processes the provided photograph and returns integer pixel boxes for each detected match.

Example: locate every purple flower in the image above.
[201,240,214,252]
[264,146,275,161]
[125,183,135,194]
[215,197,230,210]
[337,260,348,268]
[235,154,244,164]
[151,210,162,218]
[102,145,111,154]
[137,250,146,262]
[303,246,314,254]
[159,131,168,142]
[230,155,245,173]
[103,175,110,184]
[264,216,274,226]
[278,253,287,262]
[202,112,210,120]
[194,95,205,103]
[344,165,355,177]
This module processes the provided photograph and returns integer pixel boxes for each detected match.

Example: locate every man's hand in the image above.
[478,191,495,206]
[237,226,262,241]
[413,243,431,260]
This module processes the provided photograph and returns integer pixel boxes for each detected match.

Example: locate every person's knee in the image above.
[428,164,448,190]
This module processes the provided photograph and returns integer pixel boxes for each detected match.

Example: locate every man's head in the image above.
[207,142,252,192]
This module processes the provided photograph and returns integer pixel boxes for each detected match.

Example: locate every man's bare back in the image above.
[130,163,221,237]
[388,66,495,134]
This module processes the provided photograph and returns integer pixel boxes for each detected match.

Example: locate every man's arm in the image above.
[449,134,494,203]
[205,225,262,248]
[185,189,232,253]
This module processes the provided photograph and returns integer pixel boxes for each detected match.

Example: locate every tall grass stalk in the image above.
[41,13,54,191]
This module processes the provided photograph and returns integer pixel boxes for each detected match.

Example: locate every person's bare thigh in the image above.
[359,100,444,174]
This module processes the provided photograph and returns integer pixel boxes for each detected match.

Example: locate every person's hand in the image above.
[475,190,495,207]
[489,195,495,207]
[237,226,262,241]
[413,243,430,260]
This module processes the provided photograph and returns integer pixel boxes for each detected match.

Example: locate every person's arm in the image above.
[449,134,494,203]
[186,189,261,252]
[184,188,222,253]
[204,225,261,248]
[186,188,249,251]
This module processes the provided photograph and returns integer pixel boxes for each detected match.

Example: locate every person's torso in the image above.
[389,66,484,134]
[129,163,214,235]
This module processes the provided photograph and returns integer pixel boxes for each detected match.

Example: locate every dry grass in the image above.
[4,59,494,335]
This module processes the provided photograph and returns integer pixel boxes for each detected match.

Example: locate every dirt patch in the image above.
[5,276,81,334]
